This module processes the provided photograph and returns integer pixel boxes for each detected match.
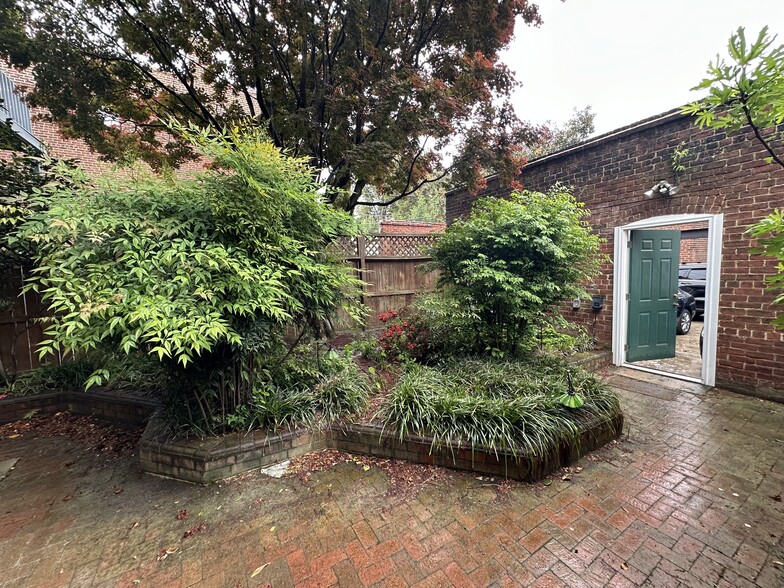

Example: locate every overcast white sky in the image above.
[502,0,784,136]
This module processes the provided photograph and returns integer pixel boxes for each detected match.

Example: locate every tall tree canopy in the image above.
[524,105,595,159]
[0,0,544,211]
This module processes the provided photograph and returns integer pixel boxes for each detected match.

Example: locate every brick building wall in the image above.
[2,65,208,175]
[379,220,446,234]
[680,237,708,264]
[657,222,709,265]
[446,109,784,399]
[3,67,107,174]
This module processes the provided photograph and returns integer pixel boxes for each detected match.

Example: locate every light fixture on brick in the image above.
[644,180,678,198]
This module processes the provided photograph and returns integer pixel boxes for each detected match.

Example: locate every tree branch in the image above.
[740,95,784,169]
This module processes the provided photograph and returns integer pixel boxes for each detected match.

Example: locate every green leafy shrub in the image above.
[4,353,171,396]
[748,209,784,328]
[11,124,365,433]
[426,187,603,356]
[381,356,619,457]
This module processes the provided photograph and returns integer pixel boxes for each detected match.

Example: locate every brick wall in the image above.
[656,222,709,264]
[446,109,784,399]
[681,237,708,264]
[379,220,446,234]
[2,65,207,175]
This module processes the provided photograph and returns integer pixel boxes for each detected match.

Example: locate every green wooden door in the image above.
[627,230,681,362]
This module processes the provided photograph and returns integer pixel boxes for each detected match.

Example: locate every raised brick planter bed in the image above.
[0,390,158,426]
[139,412,327,484]
[2,350,621,484]
[139,406,622,484]
[329,412,623,482]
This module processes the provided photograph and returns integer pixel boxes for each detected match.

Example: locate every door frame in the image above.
[612,213,723,386]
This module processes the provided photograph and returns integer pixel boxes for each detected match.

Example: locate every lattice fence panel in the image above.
[364,234,439,257]
[329,236,359,257]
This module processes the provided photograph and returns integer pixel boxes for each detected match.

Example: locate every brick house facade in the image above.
[446,109,784,400]
[2,65,208,175]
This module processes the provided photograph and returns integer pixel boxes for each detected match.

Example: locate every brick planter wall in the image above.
[2,351,621,484]
[0,390,158,426]
[139,413,328,484]
[447,110,784,400]
[329,412,623,482]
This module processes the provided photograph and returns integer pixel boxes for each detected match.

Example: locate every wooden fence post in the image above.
[356,236,368,315]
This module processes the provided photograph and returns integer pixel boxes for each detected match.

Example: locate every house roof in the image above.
[446,107,691,198]
[0,68,43,152]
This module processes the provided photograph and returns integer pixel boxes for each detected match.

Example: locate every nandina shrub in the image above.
[12,124,365,434]
[426,187,603,356]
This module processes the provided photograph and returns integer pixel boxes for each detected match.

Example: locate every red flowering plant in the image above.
[376,308,433,362]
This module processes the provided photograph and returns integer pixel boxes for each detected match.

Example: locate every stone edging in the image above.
[328,414,623,483]
[139,412,327,484]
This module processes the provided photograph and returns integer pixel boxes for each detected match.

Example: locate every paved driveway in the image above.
[1,369,783,587]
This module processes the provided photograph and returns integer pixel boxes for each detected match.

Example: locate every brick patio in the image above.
[1,368,783,587]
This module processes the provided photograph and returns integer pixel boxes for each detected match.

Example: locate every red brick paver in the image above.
[1,370,783,587]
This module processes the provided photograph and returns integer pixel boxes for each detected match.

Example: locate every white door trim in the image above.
[612,213,723,386]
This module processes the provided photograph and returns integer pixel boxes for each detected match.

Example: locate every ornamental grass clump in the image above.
[381,356,619,458]
[245,354,371,432]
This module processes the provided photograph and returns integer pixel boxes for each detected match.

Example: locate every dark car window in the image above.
[679,269,691,279]
[689,268,706,280]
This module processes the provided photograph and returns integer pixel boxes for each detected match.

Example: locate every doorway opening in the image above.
[612,214,723,386]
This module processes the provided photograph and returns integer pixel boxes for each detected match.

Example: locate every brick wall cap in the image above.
[446,107,690,200]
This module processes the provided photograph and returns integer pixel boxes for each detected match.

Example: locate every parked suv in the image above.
[678,264,706,317]
[676,288,697,335]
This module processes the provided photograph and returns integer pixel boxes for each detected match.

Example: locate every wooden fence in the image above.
[0,234,440,377]
[332,233,439,330]
[0,267,62,379]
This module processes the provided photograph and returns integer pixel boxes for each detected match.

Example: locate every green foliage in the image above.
[13,125,363,369]
[4,353,171,396]
[247,387,317,433]
[1,151,84,278]
[167,345,370,435]
[1,0,544,210]
[381,356,619,457]
[747,209,784,328]
[687,27,784,329]
[683,26,784,168]
[5,358,96,395]
[311,355,372,424]
[525,106,596,159]
[426,187,603,355]
[672,141,690,181]
[347,336,388,365]
[8,124,367,435]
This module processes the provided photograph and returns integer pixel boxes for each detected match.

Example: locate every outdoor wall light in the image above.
[591,294,605,311]
[572,297,581,310]
[644,180,678,198]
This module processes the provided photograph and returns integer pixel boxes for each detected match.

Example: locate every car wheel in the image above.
[676,311,692,335]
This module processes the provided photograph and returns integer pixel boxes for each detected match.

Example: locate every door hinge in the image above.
[624,344,629,352]
[627,238,632,248]
[625,292,630,301]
